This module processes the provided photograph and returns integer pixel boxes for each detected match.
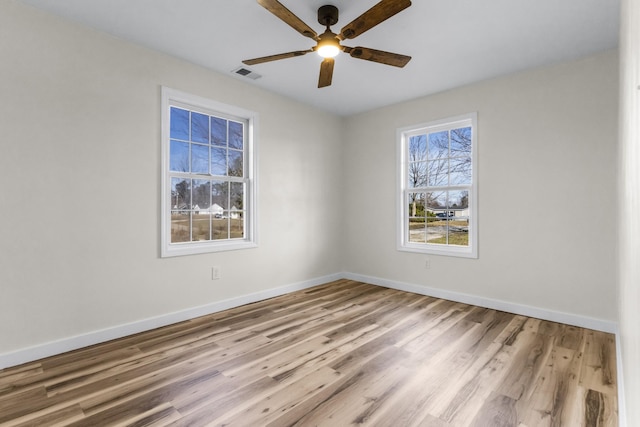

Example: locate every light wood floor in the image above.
[0,279,617,426]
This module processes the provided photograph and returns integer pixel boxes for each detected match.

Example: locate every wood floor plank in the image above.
[401,303,476,354]
[0,281,618,427]
[515,343,577,426]
[78,363,221,417]
[429,340,516,425]
[2,347,145,399]
[267,346,414,427]
[212,366,343,426]
[289,347,415,427]
[0,386,50,423]
[495,332,547,401]
[2,339,224,424]
[470,393,518,427]
[362,349,477,426]
[269,321,392,386]
[124,405,182,427]
[584,388,617,427]
[6,404,85,427]
[0,364,44,396]
[168,376,280,426]
[580,330,617,395]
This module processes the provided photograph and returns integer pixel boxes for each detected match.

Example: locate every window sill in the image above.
[161,240,258,258]
[398,243,478,259]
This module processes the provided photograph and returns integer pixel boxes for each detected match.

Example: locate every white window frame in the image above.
[397,112,478,258]
[161,87,258,257]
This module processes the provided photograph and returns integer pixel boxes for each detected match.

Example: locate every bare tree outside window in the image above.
[167,106,248,245]
[400,114,477,257]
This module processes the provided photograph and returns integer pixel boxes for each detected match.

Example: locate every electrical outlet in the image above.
[424,258,431,269]
[211,266,221,280]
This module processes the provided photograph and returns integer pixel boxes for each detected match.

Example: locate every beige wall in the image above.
[343,50,619,322]
[619,0,640,424]
[0,2,344,355]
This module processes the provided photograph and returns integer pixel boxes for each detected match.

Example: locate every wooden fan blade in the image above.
[344,46,411,67]
[257,0,318,40]
[318,58,335,88]
[243,49,312,65]
[339,0,411,40]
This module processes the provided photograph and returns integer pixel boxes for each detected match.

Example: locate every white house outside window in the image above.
[161,87,257,257]
[397,113,478,258]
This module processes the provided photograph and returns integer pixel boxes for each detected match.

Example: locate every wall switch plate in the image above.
[212,266,221,280]
[425,258,431,269]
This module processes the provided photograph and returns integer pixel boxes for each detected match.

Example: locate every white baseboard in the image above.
[343,272,619,334]
[1,271,618,371]
[0,273,342,370]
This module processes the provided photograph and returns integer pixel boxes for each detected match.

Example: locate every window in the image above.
[161,87,257,257]
[397,113,477,258]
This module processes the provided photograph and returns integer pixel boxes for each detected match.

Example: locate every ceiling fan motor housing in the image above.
[318,5,339,26]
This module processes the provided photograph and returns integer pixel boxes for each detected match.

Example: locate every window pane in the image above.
[230,182,244,210]
[449,157,472,185]
[230,211,244,239]
[211,117,227,146]
[191,112,209,144]
[192,180,211,210]
[447,190,469,246]
[409,135,426,162]
[211,180,229,210]
[211,147,227,176]
[191,144,209,174]
[228,150,243,177]
[447,221,469,246]
[229,121,243,149]
[170,140,189,172]
[213,216,229,240]
[408,192,425,243]
[448,190,469,210]
[426,191,447,245]
[427,159,448,186]
[427,191,446,211]
[192,212,211,241]
[170,107,189,140]
[209,202,224,217]
[451,127,472,157]
[171,211,191,243]
[171,178,190,209]
[408,161,426,188]
[428,131,448,159]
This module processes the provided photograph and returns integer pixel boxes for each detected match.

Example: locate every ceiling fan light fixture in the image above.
[244,0,413,88]
[316,32,341,58]
[317,43,340,58]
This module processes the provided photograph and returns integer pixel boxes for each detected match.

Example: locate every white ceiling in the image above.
[18,0,620,116]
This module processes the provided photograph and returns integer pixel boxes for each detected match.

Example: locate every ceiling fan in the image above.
[243,0,412,88]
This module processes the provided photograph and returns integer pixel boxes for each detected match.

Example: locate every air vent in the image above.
[232,67,262,80]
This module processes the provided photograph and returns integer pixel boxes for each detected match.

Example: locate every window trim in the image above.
[396,112,478,258]
[161,87,258,257]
